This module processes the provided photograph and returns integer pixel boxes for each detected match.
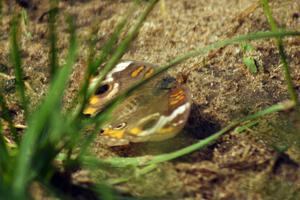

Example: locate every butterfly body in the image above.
[84,61,191,146]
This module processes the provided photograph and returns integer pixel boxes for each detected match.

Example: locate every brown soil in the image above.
[1,0,300,199]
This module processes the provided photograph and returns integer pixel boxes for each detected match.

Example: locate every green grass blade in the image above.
[12,16,78,197]
[89,2,138,74]
[10,15,28,117]
[70,2,138,119]
[0,186,12,200]
[261,0,298,106]
[71,0,158,157]
[48,0,59,79]
[84,100,294,168]
[87,0,159,97]
[241,100,294,121]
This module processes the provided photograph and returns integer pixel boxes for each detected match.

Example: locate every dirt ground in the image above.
[1,0,300,199]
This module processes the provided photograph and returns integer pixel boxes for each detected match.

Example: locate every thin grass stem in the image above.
[83,100,294,168]
[48,0,59,79]
[261,0,298,107]
[87,30,300,127]
[10,15,28,117]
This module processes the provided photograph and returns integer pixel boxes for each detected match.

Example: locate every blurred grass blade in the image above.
[261,0,298,106]
[87,0,159,97]
[12,16,78,197]
[48,0,59,79]
[71,0,158,153]
[71,2,138,118]
[0,187,12,200]
[89,2,138,74]
[10,15,28,117]
[74,1,158,158]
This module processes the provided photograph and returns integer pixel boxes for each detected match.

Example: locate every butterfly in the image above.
[83,60,191,146]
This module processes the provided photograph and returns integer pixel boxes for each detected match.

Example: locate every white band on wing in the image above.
[139,102,191,136]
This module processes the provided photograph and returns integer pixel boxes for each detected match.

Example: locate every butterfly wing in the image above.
[84,61,191,146]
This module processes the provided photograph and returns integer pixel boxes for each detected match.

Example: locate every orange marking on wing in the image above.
[131,66,145,78]
[169,88,186,106]
[145,68,154,78]
[170,90,184,98]
[170,96,185,105]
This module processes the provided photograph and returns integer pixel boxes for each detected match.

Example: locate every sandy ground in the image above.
[1,0,300,199]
